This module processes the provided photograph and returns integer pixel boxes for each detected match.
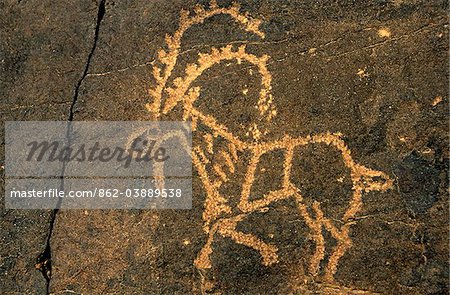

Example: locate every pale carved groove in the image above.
[146,1,393,289]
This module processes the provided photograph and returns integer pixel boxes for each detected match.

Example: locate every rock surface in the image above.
[1,0,98,293]
[1,0,448,294]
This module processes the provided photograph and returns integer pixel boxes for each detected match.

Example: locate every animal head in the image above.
[146,0,276,143]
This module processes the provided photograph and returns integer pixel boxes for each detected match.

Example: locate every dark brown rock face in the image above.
[1,0,448,294]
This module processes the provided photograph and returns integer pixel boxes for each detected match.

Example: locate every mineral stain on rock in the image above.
[395,152,440,215]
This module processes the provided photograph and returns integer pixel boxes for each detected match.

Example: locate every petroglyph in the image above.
[146,0,393,288]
